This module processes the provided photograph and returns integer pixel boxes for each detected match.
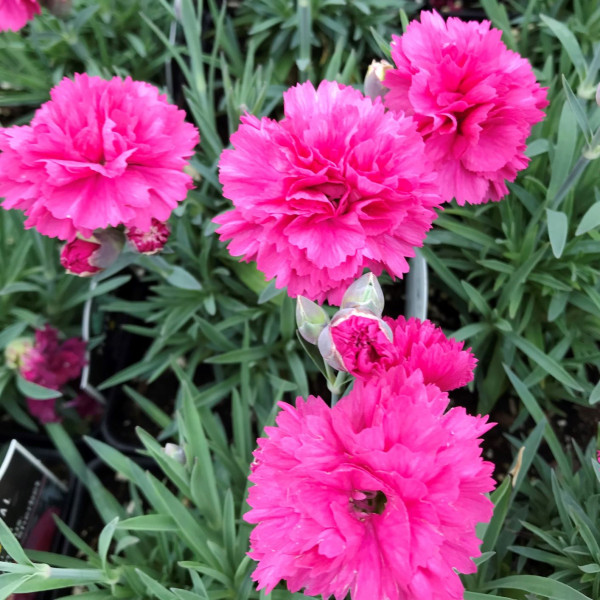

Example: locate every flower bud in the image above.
[126,218,171,255]
[296,295,330,344]
[4,337,33,370]
[340,272,385,317]
[164,443,186,465]
[60,229,124,277]
[364,60,392,101]
[318,308,395,375]
[597,82,600,107]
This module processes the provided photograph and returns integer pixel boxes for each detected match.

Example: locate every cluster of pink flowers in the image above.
[246,368,495,599]
[322,312,476,391]
[0,73,199,274]
[215,10,547,303]
[16,324,88,423]
[247,272,492,598]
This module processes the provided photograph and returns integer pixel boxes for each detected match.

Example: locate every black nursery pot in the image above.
[61,455,157,559]
[100,376,178,455]
[0,418,53,449]
[91,270,182,454]
[0,414,103,461]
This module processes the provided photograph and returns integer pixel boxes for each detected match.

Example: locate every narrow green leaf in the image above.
[117,515,178,532]
[461,281,491,316]
[480,477,512,555]
[509,334,583,391]
[562,75,594,144]
[135,568,176,600]
[503,366,571,475]
[123,386,171,429]
[575,190,600,236]
[0,323,27,350]
[98,518,119,571]
[0,573,34,600]
[0,519,34,565]
[484,574,593,599]
[165,266,203,291]
[589,380,600,405]
[480,0,517,50]
[546,209,568,258]
[16,375,61,400]
[541,15,587,81]
[205,346,272,364]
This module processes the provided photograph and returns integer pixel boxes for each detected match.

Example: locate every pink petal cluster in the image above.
[385,316,477,391]
[325,312,397,376]
[20,324,87,423]
[0,74,199,240]
[63,392,103,420]
[0,0,40,32]
[245,367,495,599]
[60,238,103,276]
[126,218,171,254]
[214,80,442,304]
[384,10,548,205]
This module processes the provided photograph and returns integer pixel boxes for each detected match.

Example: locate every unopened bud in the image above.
[596,82,600,107]
[60,229,124,277]
[364,60,392,101]
[340,272,385,317]
[126,219,171,255]
[4,337,33,370]
[164,443,186,465]
[296,295,330,344]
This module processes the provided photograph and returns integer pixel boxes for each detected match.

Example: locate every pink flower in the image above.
[0,0,41,32]
[126,218,170,254]
[63,393,103,420]
[384,10,548,205]
[214,80,442,304]
[245,368,495,599]
[0,74,199,240]
[20,325,86,390]
[318,310,397,376]
[60,238,103,276]
[60,229,124,276]
[385,316,477,391]
[26,397,61,424]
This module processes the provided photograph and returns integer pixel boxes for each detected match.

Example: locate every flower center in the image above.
[350,490,387,517]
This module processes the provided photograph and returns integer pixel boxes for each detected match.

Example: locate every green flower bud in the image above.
[296,296,330,345]
[340,272,385,317]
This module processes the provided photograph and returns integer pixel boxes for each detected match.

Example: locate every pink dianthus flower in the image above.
[319,310,398,376]
[0,74,199,240]
[245,368,495,599]
[20,324,86,391]
[0,0,41,32]
[126,218,171,254]
[384,10,548,205]
[385,316,477,391]
[214,80,442,304]
[20,325,87,424]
